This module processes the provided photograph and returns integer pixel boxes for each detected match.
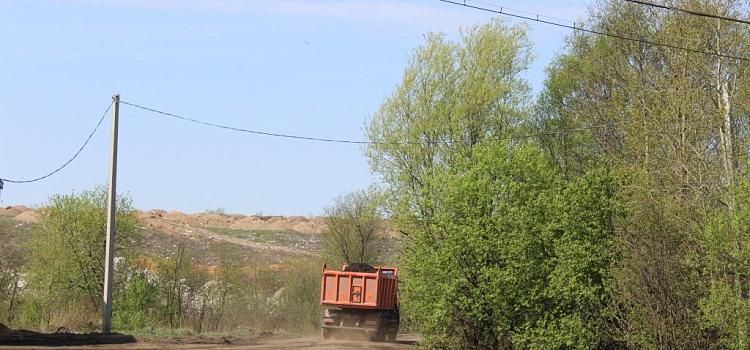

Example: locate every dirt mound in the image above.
[135,209,167,219]
[344,263,377,273]
[194,213,245,227]
[230,215,326,234]
[164,211,194,225]
[0,205,31,218]
[7,206,327,234]
[13,211,37,224]
[289,216,327,234]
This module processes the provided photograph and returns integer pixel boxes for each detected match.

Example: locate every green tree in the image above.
[398,142,558,349]
[697,179,750,350]
[321,188,385,267]
[364,18,533,228]
[536,1,750,194]
[535,1,750,348]
[530,168,622,349]
[364,17,630,349]
[401,142,620,349]
[22,186,139,330]
[363,18,540,349]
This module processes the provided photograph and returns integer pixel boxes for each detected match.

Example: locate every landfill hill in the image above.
[0,206,328,265]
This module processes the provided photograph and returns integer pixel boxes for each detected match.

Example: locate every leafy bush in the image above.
[21,186,138,330]
[273,257,322,335]
[114,271,155,329]
[401,142,620,349]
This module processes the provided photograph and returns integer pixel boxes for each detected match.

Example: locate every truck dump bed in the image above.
[320,264,398,310]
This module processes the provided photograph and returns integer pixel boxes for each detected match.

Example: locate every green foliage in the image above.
[321,187,385,267]
[401,142,620,349]
[534,1,750,349]
[364,18,533,227]
[206,249,245,332]
[400,142,557,349]
[9,4,750,348]
[534,168,623,349]
[364,15,633,350]
[605,185,708,350]
[697,179,750,350]
[0,192,324,338]
[21,186,138,330]
[114,271,155,329]
[364,19,536,344]
[537,1,750,191]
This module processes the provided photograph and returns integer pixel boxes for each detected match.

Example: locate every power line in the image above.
[121,100,378,145]
[0,103,112,184]
[122,100,627,145]
[622,0,750,25]
[0,98,629,186]
[438,0,750,63]
[469,0,576,25]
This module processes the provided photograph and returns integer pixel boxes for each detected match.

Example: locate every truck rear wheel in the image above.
[374,330,386,342]
[387,329,397,342]
[366,327,385,342]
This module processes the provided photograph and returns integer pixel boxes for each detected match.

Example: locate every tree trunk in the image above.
[6,275,19,325]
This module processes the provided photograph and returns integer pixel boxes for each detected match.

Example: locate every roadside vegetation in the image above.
[361,2,750,349]
[0,187,323,337]
[0,186,388,339]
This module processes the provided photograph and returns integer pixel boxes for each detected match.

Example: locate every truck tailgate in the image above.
[320,265,397,310]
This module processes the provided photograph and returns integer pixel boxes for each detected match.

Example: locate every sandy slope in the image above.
[0,206,328,234]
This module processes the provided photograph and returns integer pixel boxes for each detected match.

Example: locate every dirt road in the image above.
[0,334,419,350]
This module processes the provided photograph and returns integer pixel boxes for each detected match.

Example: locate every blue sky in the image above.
[0,0,588,216]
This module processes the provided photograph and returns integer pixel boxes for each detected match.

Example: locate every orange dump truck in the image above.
[320,263,400,341]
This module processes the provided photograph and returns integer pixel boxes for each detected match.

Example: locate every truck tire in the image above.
[387,329,397,342]
[368,328,386,342]
[375,330,386,342]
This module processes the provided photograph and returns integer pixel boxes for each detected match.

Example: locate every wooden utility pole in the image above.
[102,94,120,334]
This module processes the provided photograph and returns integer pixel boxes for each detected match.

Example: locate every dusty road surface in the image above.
[0,334,419,350]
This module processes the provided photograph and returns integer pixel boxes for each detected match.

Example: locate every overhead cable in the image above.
[622,0,750,25]
[0,103,112,184]
[122,100,628,145]
[0,97,628,186]
[121,100,378,145]
[438,0,749,63]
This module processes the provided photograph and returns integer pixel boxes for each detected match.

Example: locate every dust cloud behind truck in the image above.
[320,263,400,341]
